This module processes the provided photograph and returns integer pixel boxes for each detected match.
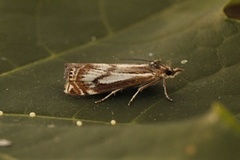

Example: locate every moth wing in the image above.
[64,63,156,95]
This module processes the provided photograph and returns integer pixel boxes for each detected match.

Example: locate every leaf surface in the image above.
[0,0,240,159]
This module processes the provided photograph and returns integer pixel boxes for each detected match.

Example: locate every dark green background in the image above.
[0,0,240,159]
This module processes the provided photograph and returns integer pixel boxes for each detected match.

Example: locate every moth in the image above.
[64,59,183,106]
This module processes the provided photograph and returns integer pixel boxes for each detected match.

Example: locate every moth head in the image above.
[164,67,184,78]
[149,60,183,78]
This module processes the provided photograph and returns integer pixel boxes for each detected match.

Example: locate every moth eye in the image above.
[166,70,172,76]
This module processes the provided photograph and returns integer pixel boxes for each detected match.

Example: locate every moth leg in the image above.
[128,80,157,106]
[162,78,173,101]
[95,88,122,104]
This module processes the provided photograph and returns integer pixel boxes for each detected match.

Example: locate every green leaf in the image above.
[1,103,240,159]
[0,0,240,159]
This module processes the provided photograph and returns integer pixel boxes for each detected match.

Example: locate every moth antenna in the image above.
[119,58,152,62]
[159,60,171,68]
